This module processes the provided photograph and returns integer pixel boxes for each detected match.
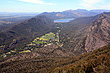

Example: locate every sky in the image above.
[0,0,110,13]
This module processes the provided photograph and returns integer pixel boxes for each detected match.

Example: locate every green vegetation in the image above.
[0,50,16,58]
[34,41,44,44]
[57,27,60,28]
[0,44,110,73]
[51,44,110,73]
[19,50,31,53]
[31,32,56,45]
[0,32,58,58]
[0,15,56,55]
[40,32,55,40]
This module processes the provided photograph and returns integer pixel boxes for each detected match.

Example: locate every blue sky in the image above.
[0,0,110,12]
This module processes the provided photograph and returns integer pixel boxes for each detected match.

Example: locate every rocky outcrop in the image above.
[85,34,107,52]
[85,12,110,52]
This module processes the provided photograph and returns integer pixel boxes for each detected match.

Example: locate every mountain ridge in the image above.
[0,15,56,54]
[40,9,110,20]
[85,12,110,52]
[59,12,110,54]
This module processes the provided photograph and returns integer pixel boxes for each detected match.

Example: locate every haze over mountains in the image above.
[0,9,110,73]
[40,9,110,19]
[0,13,39,32]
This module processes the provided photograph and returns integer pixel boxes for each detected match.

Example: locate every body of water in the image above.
[54,18,75,23]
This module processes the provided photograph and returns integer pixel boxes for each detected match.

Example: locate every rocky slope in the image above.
[51,44,110,73]
[59,12,110,54]
[85,12,110,52]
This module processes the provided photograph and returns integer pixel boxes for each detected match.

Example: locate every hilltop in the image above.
[0,15,56,54]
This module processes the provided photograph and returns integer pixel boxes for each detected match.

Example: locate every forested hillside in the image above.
[0,15,56,54]
[0,44,109,73]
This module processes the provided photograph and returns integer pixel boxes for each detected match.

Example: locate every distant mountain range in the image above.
[40,9,110,19]
[90,9,110,13]
[0,13,39,32]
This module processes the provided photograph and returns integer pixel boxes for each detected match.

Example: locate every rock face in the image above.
[85,34,107,52]
[85,12,110,52]
[59,12,110,53]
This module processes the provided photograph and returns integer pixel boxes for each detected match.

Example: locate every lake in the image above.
[54,18,75,23]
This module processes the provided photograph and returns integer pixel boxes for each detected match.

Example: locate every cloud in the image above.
[82,0,103,4]
[80,0,105,9]
[19,0,55,5]
[101,4,110,9]
[7,1,15,3]
[80,2,93,8]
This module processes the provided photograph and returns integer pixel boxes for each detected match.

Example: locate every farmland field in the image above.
[40,32,55,40]
[32,32,56,45]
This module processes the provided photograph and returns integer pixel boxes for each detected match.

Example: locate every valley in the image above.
[1,0,110,72]
[0,10,110,73]
[0,22,62,59]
